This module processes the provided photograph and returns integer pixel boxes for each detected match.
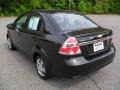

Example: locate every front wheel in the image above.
[7,37,16,50]
[35,56,51,80]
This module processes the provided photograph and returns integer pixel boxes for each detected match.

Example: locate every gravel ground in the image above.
[0,15,120,90]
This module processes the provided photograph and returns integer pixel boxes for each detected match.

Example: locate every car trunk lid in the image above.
[61,27,113,59]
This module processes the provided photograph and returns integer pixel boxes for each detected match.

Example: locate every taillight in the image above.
[59,37,81,55]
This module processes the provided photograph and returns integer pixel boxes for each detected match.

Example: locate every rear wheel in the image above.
[7,36,16,50]
[35,56,52,80]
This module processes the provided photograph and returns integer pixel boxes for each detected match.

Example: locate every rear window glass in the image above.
[51,13,98,31]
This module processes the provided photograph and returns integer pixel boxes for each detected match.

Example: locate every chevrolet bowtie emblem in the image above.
[97,34,103,38]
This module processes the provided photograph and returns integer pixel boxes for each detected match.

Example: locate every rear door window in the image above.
[28,14,41,31]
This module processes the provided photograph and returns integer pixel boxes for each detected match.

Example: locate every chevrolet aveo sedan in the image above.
[6,10,116,80]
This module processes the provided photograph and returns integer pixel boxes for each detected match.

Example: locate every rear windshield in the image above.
[50,13,98,31]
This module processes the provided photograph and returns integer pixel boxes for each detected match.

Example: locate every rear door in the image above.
[19,13,43,56]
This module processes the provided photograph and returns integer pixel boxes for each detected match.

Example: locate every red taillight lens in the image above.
[59,37,81,55]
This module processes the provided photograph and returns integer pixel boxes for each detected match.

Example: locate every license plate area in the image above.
[93,42,104,52]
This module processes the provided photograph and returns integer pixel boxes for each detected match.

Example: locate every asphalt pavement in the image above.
[0,15,120,90]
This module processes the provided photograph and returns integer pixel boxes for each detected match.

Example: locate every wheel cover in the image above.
[36,58,46,77]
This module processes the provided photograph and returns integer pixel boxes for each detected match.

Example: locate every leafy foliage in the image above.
[0,0,120,16]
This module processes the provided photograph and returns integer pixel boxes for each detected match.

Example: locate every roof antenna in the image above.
[69,0,71,10]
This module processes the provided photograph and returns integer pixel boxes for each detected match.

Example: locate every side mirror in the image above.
[7,23,15,30]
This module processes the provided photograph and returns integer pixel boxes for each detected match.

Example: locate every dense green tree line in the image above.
[0,0,120,16]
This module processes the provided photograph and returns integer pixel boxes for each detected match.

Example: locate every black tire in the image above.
[35,55,52,80]
[7,36,16,50]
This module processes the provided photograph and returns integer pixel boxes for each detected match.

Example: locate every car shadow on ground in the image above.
[45,70,101,89]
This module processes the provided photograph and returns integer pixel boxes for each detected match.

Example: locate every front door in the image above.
[11,14,28,49]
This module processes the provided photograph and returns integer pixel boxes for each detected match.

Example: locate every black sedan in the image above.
[6,10,116,80]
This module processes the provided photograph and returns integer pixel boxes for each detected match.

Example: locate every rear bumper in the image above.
[54,46,116,78]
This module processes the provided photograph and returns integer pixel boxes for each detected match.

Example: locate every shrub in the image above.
[0,0,120,16]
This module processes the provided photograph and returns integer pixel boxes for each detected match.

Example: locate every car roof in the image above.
[30,9,80,14]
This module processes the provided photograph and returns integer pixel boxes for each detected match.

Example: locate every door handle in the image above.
[32,36,36,39]
[16,28,19,32]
